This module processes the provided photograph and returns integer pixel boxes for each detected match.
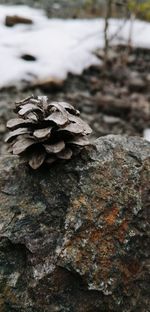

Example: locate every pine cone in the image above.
[5,96,92,169]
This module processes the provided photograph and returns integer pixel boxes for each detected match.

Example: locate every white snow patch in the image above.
[143,129,150,142]
[0,5,150,88]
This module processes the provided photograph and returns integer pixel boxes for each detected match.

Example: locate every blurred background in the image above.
[0,0,150,154]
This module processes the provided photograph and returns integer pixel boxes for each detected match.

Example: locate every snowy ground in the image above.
[0,5,150,89]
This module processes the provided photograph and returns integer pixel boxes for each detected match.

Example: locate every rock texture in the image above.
[0,135,150,312]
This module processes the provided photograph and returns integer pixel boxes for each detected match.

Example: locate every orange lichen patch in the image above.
[98,238,115,258]
[89,196,104,212]
[95,258,113,279]
[96,236,116,279]
[117,219,128,243]
[94,187,112,200]
[71,195,95,222]
[89,228,102,242]
[93,239,115,281]
[104,206,119,225]
[72,195,87,210]
[91,261,112,284]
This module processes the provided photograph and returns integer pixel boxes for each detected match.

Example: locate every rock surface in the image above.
[0,135,150,312]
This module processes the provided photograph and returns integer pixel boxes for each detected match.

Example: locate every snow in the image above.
[143,129,150,142]
[0,5,150,88]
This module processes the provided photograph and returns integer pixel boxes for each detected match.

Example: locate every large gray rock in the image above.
[0,135,150,312]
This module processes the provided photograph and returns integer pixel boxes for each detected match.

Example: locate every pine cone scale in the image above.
[59,123,84,134]
[45,112,68,126]
[44,141,65,154]
[17,103,43,116]
[12,137,36,155]
[57,148,73,160]
[68,135,89,146]
[67,114,92,135]
[5,128,31,143]
[29,149,46,170]
[6,118,36,130]
[33,127,52,140]
[26,112,38,122]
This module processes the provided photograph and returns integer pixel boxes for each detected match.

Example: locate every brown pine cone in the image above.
[5,95,92,169]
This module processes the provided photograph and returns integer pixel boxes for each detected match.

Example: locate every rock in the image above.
[5,15,33,27]
[0,135,150,312]
[95,93,132,117]
[31,77,64,92]
[128,72,146,92]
